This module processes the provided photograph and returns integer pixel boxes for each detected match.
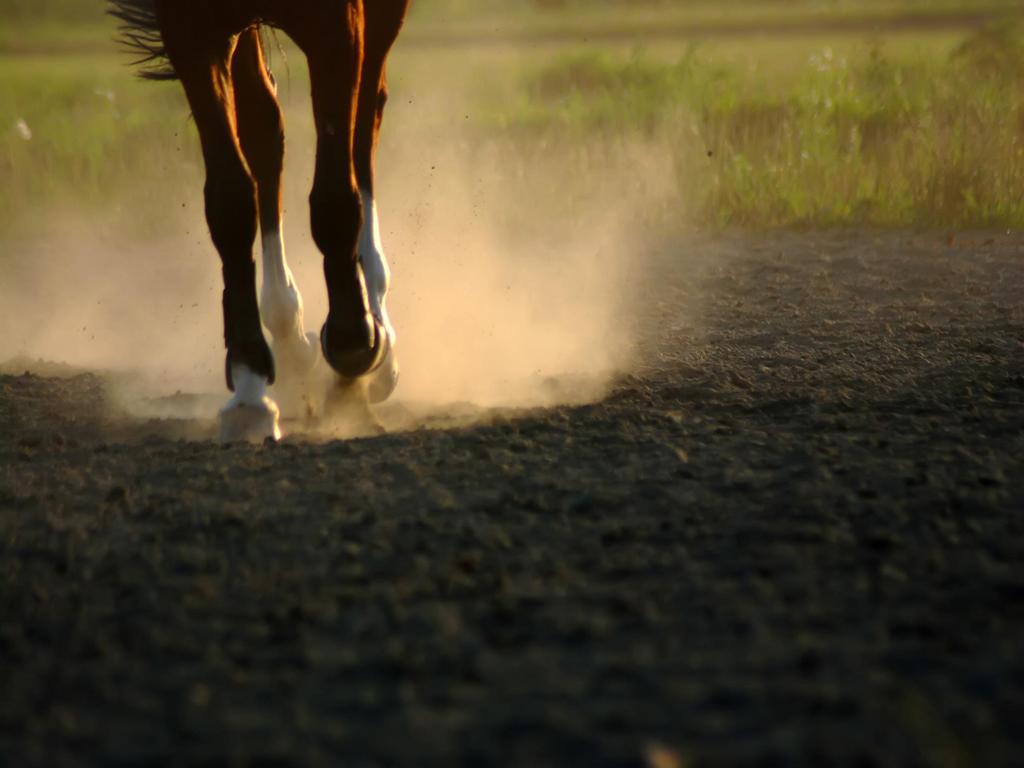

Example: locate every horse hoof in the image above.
[320,315,386,379]
[324,379,385,437]
[219,399,282,443]
[367,337,399,404]
[274,330,319,376]
[272,331,321,419]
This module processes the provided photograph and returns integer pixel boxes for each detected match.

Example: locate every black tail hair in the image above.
[108,0,177,81]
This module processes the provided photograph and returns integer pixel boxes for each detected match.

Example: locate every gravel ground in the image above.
[1,231,1023,767]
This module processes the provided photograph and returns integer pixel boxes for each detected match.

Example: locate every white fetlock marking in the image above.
[221,364,282,442]
[259,227,317,420]
[259,228,306,342]
[358,189,394,342]
[226,364,270,409]
[358,188,400,403]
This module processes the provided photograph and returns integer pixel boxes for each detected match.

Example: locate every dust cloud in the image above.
[343,132,673,411]
[0,71,678,430]
[0,220,224,391]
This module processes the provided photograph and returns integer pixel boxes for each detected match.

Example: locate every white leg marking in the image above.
[358,189,394,340]
[220,363,282,442]
[226,364,270,409]
[259,228,306,342]
[259,226,318,414]
[358,188,399,403]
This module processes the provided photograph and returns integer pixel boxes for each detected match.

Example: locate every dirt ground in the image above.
[1,231,1022,767]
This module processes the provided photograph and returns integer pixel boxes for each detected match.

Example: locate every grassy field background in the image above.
[1,0,1023,238]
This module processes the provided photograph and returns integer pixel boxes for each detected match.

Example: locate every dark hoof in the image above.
[320,314,387,379]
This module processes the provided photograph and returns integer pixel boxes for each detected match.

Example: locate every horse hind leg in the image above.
[163,33,280,442]
[353,0,409,404]
[232,27,318,419]
[290,9,387,433]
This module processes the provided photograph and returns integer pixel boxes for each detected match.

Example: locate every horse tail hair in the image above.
[107,0,177,81]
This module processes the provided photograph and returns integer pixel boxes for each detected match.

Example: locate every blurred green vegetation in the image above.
[0,54,199,236]
[0,0,1007,19]
[498,22,1024,227]
[0,0,99,22]
[1,0,1019,51]
[0,1,1022,234]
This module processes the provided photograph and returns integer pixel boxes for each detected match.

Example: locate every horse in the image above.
[109,0,410,441]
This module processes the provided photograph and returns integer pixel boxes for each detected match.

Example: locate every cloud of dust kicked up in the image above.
[0,56,678,429]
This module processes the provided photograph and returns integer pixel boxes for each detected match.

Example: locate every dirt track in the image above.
[1,231,1023,767]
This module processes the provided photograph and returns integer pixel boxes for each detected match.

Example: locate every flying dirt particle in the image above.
[14,119,32,141]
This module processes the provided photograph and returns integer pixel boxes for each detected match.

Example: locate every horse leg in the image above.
[163,35,280,442]
[232,27,318,417]
[353,0,409,404]
[291,7,386,429]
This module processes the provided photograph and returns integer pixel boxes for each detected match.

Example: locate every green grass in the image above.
[404,0,1020,40]
[3,0,1018,52]
[489,23,1024,228]
[1,3,1022,235]
[0,54,203,237]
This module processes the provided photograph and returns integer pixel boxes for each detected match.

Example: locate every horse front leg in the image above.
[233,27,318,419]
[164,35,280,442]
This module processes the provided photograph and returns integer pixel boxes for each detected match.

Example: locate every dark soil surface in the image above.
[2,231,1023,767]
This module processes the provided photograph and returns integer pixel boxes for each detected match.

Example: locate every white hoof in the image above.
[273,330,319,377]
[366,336,399,404]
[357,185,398,406]
[324,378,385,438]
[271,331,320,420]
[219,398,282,443]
